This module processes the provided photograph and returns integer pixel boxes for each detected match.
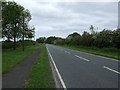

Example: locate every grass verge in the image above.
[25,44,55,88]
[56,45,120,60]
[2,44,41,74]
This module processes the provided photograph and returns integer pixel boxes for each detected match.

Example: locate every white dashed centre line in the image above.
[75,55,90,62]
[103,66,120,74]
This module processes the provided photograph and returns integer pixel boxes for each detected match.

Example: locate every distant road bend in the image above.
[46,44,119,88]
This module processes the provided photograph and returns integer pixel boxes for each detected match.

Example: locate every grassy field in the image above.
[2,44,41,74]
[56,45,120,60]
[25,45,55,88]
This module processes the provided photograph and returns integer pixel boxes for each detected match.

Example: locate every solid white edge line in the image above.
[76,50,119,62]
[53,44,119,62]
[46,45,67,89]
[95,55,119,62]
[48,56,59,88]
[64,50,70,54]
[103,66,120,74]
[75,55,90,62]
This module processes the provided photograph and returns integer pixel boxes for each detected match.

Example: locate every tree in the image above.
[112,29,120,48]
[66,32,81,45]
[25,26,35,40]
[2,1,33,50]
[67,32,80,39]
[20,9,32,51]
[2,1,24,49]
[54,38,65,45]
[45,36,60,44]
[80,31,93,46]
[36,37,46,43]
[93,30,113,48]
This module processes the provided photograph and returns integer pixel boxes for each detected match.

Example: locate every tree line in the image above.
[2,1,35,50]
[37,28,120,49]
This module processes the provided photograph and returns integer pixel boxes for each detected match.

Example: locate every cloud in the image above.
[8,0,118,39]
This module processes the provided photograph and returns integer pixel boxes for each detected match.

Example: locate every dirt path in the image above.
[2,45,43,88]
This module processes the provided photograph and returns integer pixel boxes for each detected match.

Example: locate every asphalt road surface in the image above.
[46,44,119,88]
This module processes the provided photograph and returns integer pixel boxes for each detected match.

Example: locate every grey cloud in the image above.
[8,0,118,39]
[32,2,118,39]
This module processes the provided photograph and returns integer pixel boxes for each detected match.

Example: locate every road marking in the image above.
[49,58,59,88]
[75,55,90,62]
[46,45,67,89]
[76,51,119,62]
[64,50,70,54]
[96,55,119,62]
[103,66,120,74]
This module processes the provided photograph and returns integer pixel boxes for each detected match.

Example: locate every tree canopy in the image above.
[2,1,35,50]
[45,29,120,49]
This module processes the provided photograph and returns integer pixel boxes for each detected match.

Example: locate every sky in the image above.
[8,0,118,39]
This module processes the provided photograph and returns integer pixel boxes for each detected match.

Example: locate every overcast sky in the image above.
[8,0,118,39]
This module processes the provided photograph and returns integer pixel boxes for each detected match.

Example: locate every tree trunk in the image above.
[22,15,25,51]
[13,34,16,50]
[22,33,24,51]
[7,37,10,42]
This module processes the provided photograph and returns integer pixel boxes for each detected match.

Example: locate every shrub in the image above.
[2,41,14,49]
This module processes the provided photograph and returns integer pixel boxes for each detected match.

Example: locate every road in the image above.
[46,44,119,88]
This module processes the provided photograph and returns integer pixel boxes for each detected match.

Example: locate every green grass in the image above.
[2,44,41,74]
[0,42,2,74]
[25,45,55,88]
[56,45,120,60]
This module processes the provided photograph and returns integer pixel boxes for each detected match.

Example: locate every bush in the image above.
[2,40,37,49]
[2,41,14,49]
